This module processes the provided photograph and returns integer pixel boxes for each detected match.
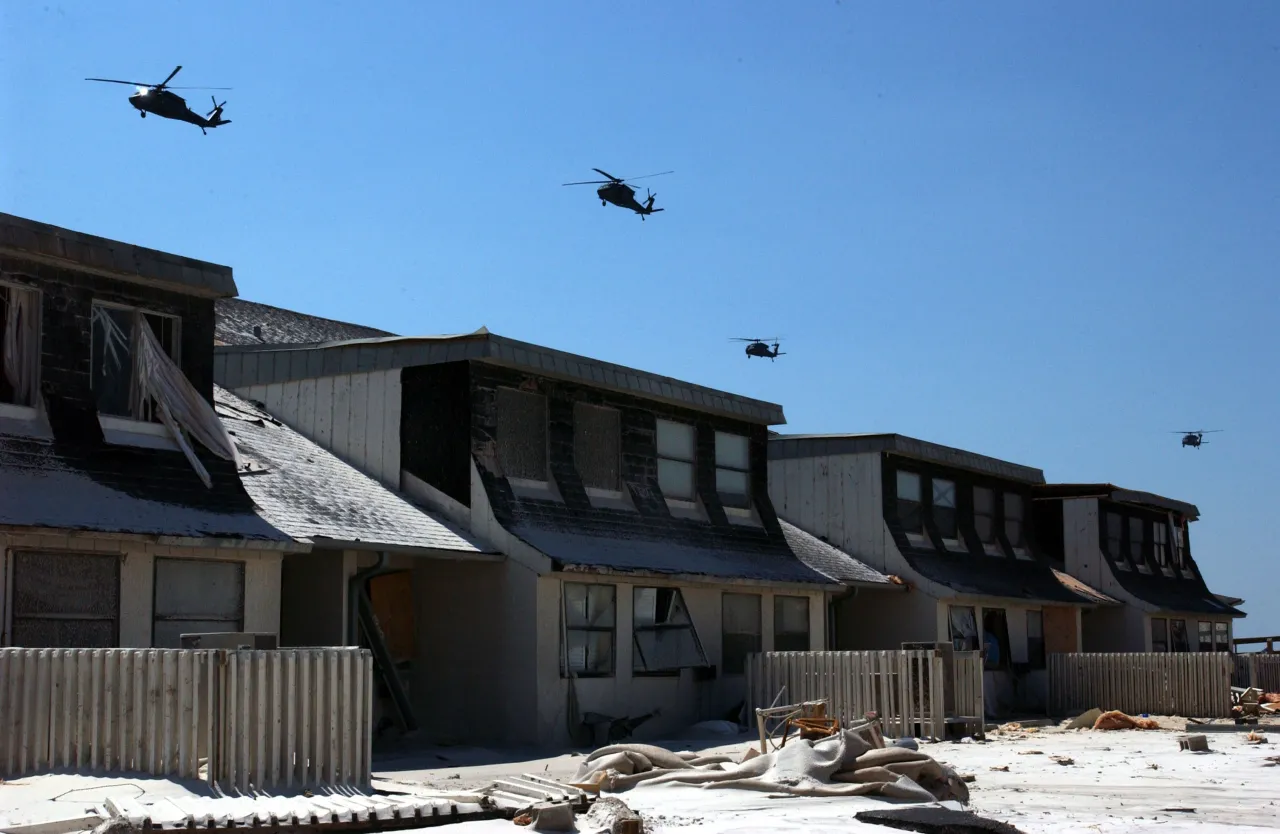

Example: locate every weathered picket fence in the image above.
[0,647,372,791]
[1233,653,1280,693]
[1048,652,1233,718]
[744,649,984,739]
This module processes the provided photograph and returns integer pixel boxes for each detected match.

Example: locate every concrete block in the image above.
[1179,734,1209,752]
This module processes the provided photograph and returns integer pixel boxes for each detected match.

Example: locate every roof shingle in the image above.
[779,521,893,586]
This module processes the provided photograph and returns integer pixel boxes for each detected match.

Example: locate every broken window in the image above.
[973,487,995,545]
[1198,621,1213,652]
[1151,617,1169,652]
[896,470,922,534]
[496,387,548,481]
[0,283,39,407]
[1003,493,1024,547]
[714,431,751,508]
[90,304,179,420]
[656,419,695,500]
[152,558,245,647]
[1128,517,1145,564]
[1170,619,1190,652]
[721,593,761,674]
[1026,610,1045,668]
[574,402,621,492]
[9,551,119,647]
[1153,521,1169,566]
[562,582,615,676]
[774,596,810,652]
[948,605,978,652]
[932,478,957,539]
[1214,621,1230,652]
[1106,512,1123,560]
[982,608,1011,670]
[633,587,708,673]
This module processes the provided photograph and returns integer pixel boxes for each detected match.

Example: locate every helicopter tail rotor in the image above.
[206,97,231,127]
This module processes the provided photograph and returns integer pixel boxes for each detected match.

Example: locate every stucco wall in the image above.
[1,530,282,647]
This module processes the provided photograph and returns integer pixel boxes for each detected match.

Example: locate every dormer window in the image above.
[896,470,922,534]
[1153,521,1169,566]
[1128,517,1145,564]
[90,303,179,421]
[0,283,40,408]
[1106,512,1124,560]
[974,487,997,548]
[574,402,621,493]
[1003,493,1025,548]
[932,478,957,539]
[656,419,695,500]
[496,387,548,482]
[714,431,750,508]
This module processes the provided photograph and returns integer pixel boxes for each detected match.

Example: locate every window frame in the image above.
[1151,617,1169,652]
[1198,620,1213,652]
[1128,517,1145,565]
[495,386,550,484]
[1003,493,1026,550]
[721,592,762,675]
[8,550,121,648]
[773,595,811,653]
[561,582,617,678]
[895,470,923,535]
[89,301,182,423]
[1170,619,1190,652]
[931,477,958,540]
[573,401,622,495]
[982,608,1012,670]
[1105,511,1124,562]
[1153,520,1169,567]
[0,281,42,411]
[150,557,246,648]
[973,486,997,548]
[632,586,708,676]
[948,605,979,652]
[656,419,696,502]
[1026,609,1046,669]
[713,431,752,509]
[1213,621,1230,653]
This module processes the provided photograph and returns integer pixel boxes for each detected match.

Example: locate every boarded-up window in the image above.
[370,571,416,663]
[10,552,119,647]
[1198,620,1213,652]
[774,596,810,652]
[1151,617,1169,652]
[1170,619,1190,652]
[1003,494,1024,547]
[932,478,957,539]
[0,284,40,407]
[1128,517,1145,563]
[562,582,615,676]
[721,593,761,674]
[496,387,547,481]
[152,558,244,647]
[656,419,695,500]
[1026,610,1045,668]
[633,587,707,673]
[714,432,750,507]
[973,487,995,545]
[949,605,978,652]
[89,305,179,421]
[574,403,620,491]
[896,471,922,534]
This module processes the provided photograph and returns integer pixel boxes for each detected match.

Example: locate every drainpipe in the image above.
[348,551,392,646]
[828,586,858,650]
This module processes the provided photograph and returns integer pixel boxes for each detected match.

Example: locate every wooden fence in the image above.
[744,649,984,739]
[1233,653,1280,693]
[1048,652,1233,718]
[0,648,372,791]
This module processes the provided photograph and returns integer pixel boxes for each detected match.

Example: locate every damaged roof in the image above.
[215,386,491,555]
[903,548,1107,605]
[779,521,896,587]
[0,212,237,298]
[215,298,397,347]
[0,428,289,542]
[1053,569,1120,605]
[1034,483,1200,520]
[215,326,786,426]
[769,433,1045,484]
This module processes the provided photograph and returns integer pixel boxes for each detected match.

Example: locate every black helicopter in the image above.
[86,66,232,134]
[1173,430,1222,449]
[562,169,672,219]
[731,337,785,361]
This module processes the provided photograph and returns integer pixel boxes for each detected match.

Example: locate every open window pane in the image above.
[1151,617,1169,652]
[774,596,810,652]
[722,593,761,674]
[497,388,548,481]
[1170,619,1190,652]
[656,419,695,461]
[574,403,621,491]
[949,605,978,652]
[91,305,136,418]
[1003,493,1024,547]
[932,478,957,538]
[633,588,707,672]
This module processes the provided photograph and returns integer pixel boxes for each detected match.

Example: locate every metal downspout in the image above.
[347,552,419,733]
[348,552,391,645]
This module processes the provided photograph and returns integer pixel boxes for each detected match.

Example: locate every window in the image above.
[1128,518,1145,564]
[632,587,707,673]
[10,552,119,647]
[1026,610,1045,669]
[0,284,39,407]
[896,470,922,534]
[574,403,621,492]
[1153,521,1169,566]
[932,478,957,539]
[1198,621,1213,652]
[948,605,978,652]
[90,304,179,420]
[496,387,548,481]
[774,596,810,652]
[562,583,615,676]
[1173,521,1188,567]
[714,431,751,507]
[1106,512,1124,559]
[974,487,996,545]
[152,558,245,647]
[1151,617,1169,652]
[1214,621,1230,652]
[1003,493,1024,547]
[721,593,761,674]
[1170,619,1190,652]
[983,608,1011,670]
[656,419,695,500]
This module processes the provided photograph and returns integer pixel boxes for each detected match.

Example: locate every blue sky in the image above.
[3,2,1277,635]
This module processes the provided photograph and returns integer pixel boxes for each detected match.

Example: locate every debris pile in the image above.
[1092,710,1161,731]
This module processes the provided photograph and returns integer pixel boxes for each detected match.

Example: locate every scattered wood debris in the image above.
[1049,756,1075,766]
[989,765,1010,772]
[1017,750,1044,756]
[1094,710,1160,731]
[1246,731,1268,745]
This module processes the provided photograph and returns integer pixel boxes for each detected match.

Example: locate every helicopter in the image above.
[86,66,232,134]
[562,169,672,220]
[1172,430,1222,449]
[731,337,785,361]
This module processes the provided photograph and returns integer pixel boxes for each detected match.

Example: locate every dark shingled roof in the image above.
[902,548,1103,604]
[215,387,490,555]
[1107,564,1244,617]
[779,521,894,587]
[770,433,1044,484]
[0,429,290,542]
[215,298,397,347]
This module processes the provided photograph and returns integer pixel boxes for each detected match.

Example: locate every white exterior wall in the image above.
[1,529,283,648]
[237,369,402,489]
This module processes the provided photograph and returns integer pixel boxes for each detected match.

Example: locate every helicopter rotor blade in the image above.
[622,170,674,182]
[562,180,611,186]
[592,168,623,182]
[85,77,153,86]
[158,65,183,88]
[167,85,234,90]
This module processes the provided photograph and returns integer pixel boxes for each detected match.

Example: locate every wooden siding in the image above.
[767,452,888,573]
[1048,652,1232,717]
[237,369,402,489]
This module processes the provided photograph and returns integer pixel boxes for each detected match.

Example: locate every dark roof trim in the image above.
[0,212,237,298]
[215,330,786,426]
[1215,593,1245,607]
[769,433,1044,484]
[555,561,844,592]
[1034,483,1199,520]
